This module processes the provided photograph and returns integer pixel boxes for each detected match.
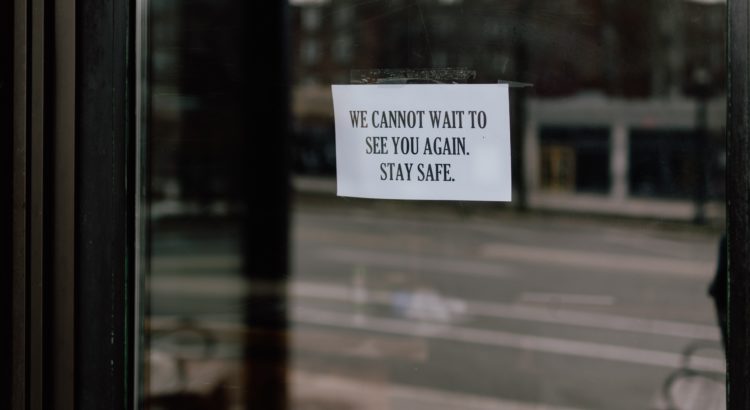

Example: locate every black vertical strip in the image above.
[49,0,77,405]
[75,0,133,408]
[12,0,29,407]
[24,0,31,407]
[727,0,750,408]
[28,0,45,406]
[42,0,55,405]
[0,0,14,406]
[241,1,291,409]
[24,0,32,400]
[125,0,136,405]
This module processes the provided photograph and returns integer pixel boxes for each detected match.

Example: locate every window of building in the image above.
[629,129,696,198]
[301,7,322,32]
[301,38,320,65]
[539,126,611,194]
[331,34,353,64]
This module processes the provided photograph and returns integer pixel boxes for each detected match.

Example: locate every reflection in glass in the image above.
[140,1,289,409]
[288,1,725,409]
[138,0,727,409]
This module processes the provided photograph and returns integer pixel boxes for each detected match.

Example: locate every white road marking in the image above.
[480,243,713,278]
[518,292,615,306]
[292,370,585,410]
[148,277,721,341]
[294,307,725,373]
[293,282,720,342]
[467,298,720,342]
[389,384,584,410]
[150,240,713,280]
[318,248,513,278]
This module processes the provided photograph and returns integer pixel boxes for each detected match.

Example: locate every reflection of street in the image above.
[147,201,724,410]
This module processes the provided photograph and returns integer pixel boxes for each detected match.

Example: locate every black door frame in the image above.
[75,0,135,408]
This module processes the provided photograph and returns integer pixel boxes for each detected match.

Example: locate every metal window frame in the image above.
[8,0,78,409]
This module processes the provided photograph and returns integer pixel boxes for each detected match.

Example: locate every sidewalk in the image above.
[291,175,724,234]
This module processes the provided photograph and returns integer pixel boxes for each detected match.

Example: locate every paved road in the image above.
[146,203,725,409]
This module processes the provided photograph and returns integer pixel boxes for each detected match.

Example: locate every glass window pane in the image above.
[137,1,727,409]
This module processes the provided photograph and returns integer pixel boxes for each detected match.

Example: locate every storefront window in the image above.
[138,1,727,408]
[629,129,696,198]
[540,126,610,193]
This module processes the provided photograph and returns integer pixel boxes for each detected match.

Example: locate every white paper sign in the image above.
[332,84,511,201]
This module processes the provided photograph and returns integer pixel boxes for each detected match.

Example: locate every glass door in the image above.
[136,1,727,409]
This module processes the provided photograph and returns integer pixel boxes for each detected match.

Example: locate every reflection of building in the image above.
[290,0,385,173]
[149,0,248,210]
[525,95,725,219]
[288,0,726,219]
[291,0,725,95]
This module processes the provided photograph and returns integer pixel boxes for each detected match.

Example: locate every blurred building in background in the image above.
[288,0,726,220]
[143,0,726,220]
